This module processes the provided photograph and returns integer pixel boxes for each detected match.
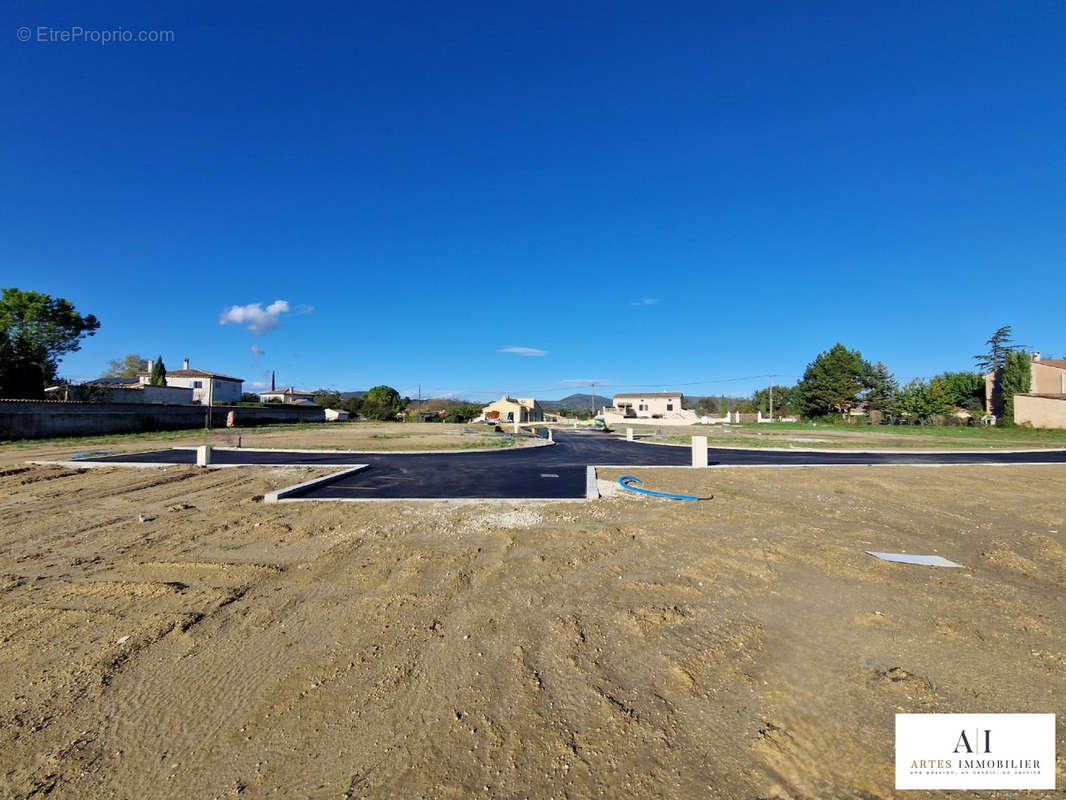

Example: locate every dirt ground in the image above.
[1,453,1064,798]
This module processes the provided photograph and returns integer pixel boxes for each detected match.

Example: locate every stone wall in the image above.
[0,401,326,441]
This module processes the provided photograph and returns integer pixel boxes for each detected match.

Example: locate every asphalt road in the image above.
[74,430,1066,500]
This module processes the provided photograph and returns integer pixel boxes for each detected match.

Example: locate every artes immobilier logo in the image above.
[895,713,1055,790]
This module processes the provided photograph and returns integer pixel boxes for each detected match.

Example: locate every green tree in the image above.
[241,392,262,403]
[449,402,483,422]
[753,385,797,417]
[974,325,1024,373]
[0,288,100,398]
[149,356,167,386]
[795,343,875,419]
[313,389,342,408]
[103,353,148,378]
[1000,350,1032,422]
[360,385,406,420]
[864,362,898,412]
[340,395,363,417]
[932,371,984,411]
[890,379,953,424]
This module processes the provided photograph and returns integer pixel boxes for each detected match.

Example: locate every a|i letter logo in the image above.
[954,729,992,754]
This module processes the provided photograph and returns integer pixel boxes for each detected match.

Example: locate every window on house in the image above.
[666,403,673,411]
[193,381,203,388]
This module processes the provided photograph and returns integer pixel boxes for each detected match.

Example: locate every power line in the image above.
[405,372,801,401]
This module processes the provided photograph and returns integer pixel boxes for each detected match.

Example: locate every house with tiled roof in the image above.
[481,395,544,423]
[985,353,1066,429]
[258,387,316,405]
[139,358,243,406]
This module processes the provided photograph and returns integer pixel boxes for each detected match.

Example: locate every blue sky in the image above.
[3,1,1064,400]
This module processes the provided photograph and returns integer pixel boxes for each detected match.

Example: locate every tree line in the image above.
[0,288,1040,426]
[759,326,1033,425]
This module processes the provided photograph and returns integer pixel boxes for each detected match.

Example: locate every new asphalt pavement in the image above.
[72,430,1066,500]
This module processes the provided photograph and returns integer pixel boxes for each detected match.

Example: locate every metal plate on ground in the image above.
[866,551,964,568]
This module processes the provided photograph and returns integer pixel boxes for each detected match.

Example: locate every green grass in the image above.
[729,421,1066,442]
[460,436,518,449]
[628,421,1066,450]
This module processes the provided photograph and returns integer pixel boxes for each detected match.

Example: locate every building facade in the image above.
[481,396,544,423]
[601,392,700,426]
[140,358,243,406]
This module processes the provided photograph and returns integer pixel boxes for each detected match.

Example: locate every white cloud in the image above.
[499,346,547,357]
[295,304,315,315]
[248,380,270,390]
[250,344,265,360]
[629,298,659,306]
[219,300,294,335]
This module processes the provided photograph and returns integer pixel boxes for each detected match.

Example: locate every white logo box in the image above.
[896,713,1055,790]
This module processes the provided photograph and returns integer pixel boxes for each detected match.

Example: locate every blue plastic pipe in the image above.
[618,475,712,501]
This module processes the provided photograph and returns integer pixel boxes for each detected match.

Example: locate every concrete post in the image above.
[513,417,520,434]
[691,436,707,468]
[196,445,213,466]
[626,427,633,442]
[547,428,553,442]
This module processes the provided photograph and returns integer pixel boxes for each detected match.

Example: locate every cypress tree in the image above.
[1000,350,1032,422]
[149,356,167,387]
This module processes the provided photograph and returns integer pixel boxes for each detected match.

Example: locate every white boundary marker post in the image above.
[196,445,212,466]
[626,427,633,441]
[692,436,707,468]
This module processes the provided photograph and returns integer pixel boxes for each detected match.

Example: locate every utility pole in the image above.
[205,377,214,429]
[590,382,596,418]
[768,374,774,423]
[418,383,422,422]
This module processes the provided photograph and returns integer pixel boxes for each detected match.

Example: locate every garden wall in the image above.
[0,400,326,440]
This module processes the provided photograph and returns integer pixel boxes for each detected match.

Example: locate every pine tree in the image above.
[864,361,898,412]
[795,343,875,419]
[149,356,167,387]
[974,325,1024,373]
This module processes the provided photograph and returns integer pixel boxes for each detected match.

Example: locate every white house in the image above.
[140,358,243,406]
[480,395,544,423]
[259,387,317,405]
[602,392,700,426]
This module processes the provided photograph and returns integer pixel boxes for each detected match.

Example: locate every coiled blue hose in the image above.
[618,475,712,501]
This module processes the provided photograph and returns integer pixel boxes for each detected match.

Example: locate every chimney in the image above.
[183,357,190,370]
[1032,351,1041,362]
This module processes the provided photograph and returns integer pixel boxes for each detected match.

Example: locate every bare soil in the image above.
[1,453,1064,798]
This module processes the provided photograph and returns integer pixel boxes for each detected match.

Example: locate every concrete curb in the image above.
[263,465,369,503]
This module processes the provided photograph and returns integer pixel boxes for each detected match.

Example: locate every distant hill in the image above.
[337,390,367,400]
[540,393,611,411]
